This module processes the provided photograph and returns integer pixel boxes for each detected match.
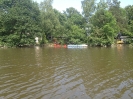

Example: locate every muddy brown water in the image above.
[0,45,133,99]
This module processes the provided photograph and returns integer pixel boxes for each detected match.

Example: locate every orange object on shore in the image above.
[57,44,61,47]
[53,44,56,46]
[53,43,67,48]
[63,45,67,48]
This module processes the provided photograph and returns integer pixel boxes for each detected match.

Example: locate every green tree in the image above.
[109,0,128,35]
[81,0,96,22]
[0,0,41,47]
[81,0,97,43]
[88,10,117,46]
[40,0,60,43]
[67,25,86,44]
[64,7,86,44]
[125,5,133,36]
[96,0,108,10]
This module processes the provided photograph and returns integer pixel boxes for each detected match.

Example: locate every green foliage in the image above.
[125,5,133,37]
[0,0,133,47]
[88,10,117,46]
[82,0,133,46]
[0,0,41,47]
[109,1,128,34]
[40,0,61,43]
[64,7,86,44]
[67,25,86,44]
[81,0,96,20]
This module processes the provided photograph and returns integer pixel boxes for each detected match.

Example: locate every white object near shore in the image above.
[67,44,88,48]
[35,37,39,44]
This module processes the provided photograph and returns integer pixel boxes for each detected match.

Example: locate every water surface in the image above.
[0,45,133,99]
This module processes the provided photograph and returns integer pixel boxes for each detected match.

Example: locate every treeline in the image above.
[0,0,133,47]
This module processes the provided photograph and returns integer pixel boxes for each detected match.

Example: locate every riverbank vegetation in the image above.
[0,0,133,47]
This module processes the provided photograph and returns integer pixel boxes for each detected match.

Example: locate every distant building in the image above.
[120,36,129,42]
[117,36,130,44]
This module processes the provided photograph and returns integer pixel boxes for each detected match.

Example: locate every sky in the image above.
[34,0,133,13]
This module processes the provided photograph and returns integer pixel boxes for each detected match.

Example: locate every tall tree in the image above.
[96,0,108,10]
[125,5,133,37]
[40,0,60,43]
[0,0,41,47]
[81,0,97,40]
[81,0,96,22]
[64,7,86,44]
[109,0,128,34]
[88,9,117,46]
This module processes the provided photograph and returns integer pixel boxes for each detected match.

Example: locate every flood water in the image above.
[0,45,133,99]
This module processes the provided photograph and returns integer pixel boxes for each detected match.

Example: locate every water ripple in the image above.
[0,47,133,99]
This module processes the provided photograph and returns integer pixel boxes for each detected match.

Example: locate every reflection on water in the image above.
[0,45,133,99]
